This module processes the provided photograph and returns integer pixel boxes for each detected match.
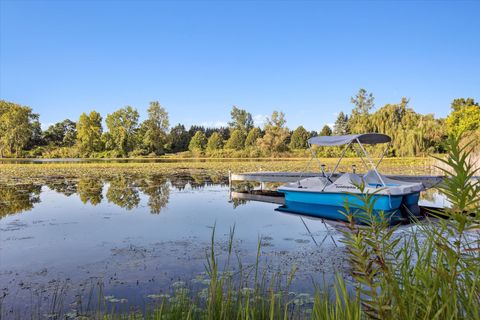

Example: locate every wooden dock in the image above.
[229,171,446,189]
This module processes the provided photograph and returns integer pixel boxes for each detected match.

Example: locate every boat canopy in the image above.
[308,133,391,146]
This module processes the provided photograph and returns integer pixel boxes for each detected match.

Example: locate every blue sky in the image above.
[1,1,479,131]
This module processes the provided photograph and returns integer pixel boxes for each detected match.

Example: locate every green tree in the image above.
[224,129,245,150]
[450,98,479,112]
[105,106,139,156]
[446,98,480,136]
[228,106,253,133]
[257,111,289,154]
[188,131,207,152]
[333,112,349,135]
[168,124,190,152]
[76,111,103,156]
[245,127,261,147]
[206,132,224,151]
[43,119,77,147]
[349,89,374,133]
[319,125,332,136]
[0,100,39,157]
[142,101,169,155]
[289,126,309,149]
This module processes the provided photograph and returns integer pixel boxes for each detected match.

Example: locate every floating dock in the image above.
[229,171,445,189]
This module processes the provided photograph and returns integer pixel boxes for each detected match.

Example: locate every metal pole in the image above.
[356,139,387,187]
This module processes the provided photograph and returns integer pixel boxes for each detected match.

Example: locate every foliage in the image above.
[228,106,253,133]
[348,88,374,133]
[257,111,290,155]
[224,129,245,150]
[188,130,207,152]
[142,101,169,155]
[245,127,261,148]
[76,111,103,156]
[446,98,480,136]
[105,106,139,156]
[369,98,447,156]
[333,111,349,135]
[0,100,40,157]
[206,132,224,151]
[289,125,309,149]
[340,133,479,319]
[43,119,77,147]
[319,125,332,136]
[168,124,190,153]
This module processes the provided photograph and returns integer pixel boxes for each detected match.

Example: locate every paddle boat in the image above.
[277,133,425,223]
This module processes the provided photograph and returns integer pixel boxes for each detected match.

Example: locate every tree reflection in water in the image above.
[77,178,103,206]
[138,175,170,214]
[0,174,230,218]
[106,176,141,210]
[0,184,42,218]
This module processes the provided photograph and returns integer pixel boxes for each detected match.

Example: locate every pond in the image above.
[0,173,447,317]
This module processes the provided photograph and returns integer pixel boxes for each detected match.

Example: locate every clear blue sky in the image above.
[1,1,479,131]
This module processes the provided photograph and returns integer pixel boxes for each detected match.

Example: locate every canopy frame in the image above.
[298,133,392,191]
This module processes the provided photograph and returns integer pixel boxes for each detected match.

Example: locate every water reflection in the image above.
[137,176,169,214]
[0,184,42,218]
[0,174,229,218]
[106,176,141,210]
[78,178,104,205]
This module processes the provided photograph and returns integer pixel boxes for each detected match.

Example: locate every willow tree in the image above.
[0,100,39,157]
[76,111,103,156]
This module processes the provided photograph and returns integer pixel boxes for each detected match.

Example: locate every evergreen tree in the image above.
[289,126,309,149]
[245,127,261,147]
[349,89,375,133]
[224,129,245,150]
[333,112,349,135]
[207,132,224,151]
[76,111,103,156]
[320,125,332,136]
[188,131,207,152]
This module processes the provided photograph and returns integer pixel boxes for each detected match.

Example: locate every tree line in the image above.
[0,89,478,158]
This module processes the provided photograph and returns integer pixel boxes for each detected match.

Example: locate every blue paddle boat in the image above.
[277,133,424,223]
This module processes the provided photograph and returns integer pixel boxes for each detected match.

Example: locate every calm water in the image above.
[0,174,447,316]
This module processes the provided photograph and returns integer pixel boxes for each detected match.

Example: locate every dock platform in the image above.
[229,171,446,189]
